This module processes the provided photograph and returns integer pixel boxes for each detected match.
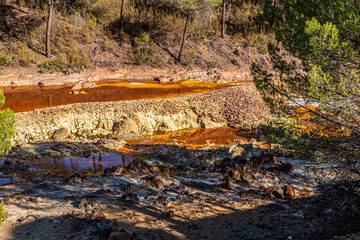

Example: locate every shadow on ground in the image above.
[6,180,360,240]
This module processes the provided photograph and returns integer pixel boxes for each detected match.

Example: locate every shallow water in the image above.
[0,126,263,184]
[0,80,230,112]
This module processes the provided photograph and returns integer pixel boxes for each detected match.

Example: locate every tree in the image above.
[220,0,226,38]
[177,0,221,61]
[0,90,15,156]
[46,0,54,58]
[119,0,126,31]
[252,0,360,162]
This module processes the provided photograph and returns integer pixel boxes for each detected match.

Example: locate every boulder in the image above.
[143,175,167,188]
[283,184,296,199]
[52,128,69,141]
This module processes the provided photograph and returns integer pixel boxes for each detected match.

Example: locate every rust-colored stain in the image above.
[0,80,230,112]
[127,127,250,149]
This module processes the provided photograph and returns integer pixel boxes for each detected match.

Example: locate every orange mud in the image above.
[127,127,254,149]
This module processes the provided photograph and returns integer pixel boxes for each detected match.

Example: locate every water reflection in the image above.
[27,151,136,176]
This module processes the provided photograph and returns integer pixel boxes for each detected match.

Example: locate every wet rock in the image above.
[65,173,86,185]
[52,128,69,141]
[103,166,126,177]
[112,166,126,174]
[122,184,135,193]
[283,184,296,199]
[122,192,139,204]
[103,168,113,177]
[107,231,132,240]
[0,163,31,173]
[219,176,232,190]
[143,175,168,188]
[126,158,159,174]
[96,189,113,197]
[50,142,71,151]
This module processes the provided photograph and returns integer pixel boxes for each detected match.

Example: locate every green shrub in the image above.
[134,32,150,45]
[0,204,6,226]
[0,55,12,67]
[135,47,153,64]
[38,60,60,73]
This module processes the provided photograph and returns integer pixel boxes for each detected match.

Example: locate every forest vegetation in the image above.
[0,0,274,73]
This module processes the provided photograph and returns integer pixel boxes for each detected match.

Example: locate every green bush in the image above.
[0,204,6,227]
[134,32,150,45]
[38,60,60,73]
[0,55,12,67]
[135,47,153,64]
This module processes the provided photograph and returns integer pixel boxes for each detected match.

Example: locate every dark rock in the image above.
[279,162,294,174]
[103,168,113,177]
[107,231,132,240]
[51,142,71,151]
[122,184,135,193]
[265,187,283,199]
[166,210,175,218]
[122,192,139,204]
[4,159,14,166]
[126,158,159,174]
[96,189,113,196]
[283,184,296,199]
[219,176,232,190]
[143,175,167,188]
[65,173,85,185]
[112,166,126,174]
[250,153,280,168]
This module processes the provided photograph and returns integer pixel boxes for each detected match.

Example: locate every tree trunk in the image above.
[178,12,190,62]
[119,0,125,31]
[221,0,226,38]
[45,0,54,58]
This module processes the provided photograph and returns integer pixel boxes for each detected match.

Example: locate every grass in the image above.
[0,204,6,227]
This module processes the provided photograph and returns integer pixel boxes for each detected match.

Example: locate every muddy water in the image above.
[0,127,265,184]
[0,80,230,112]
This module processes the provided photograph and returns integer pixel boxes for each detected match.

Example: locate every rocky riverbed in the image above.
[0,134,359,240]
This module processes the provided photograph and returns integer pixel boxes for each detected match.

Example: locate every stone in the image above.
[143,175,167,188]
[231,146,246,158]
[126,158,159,174]
[112,166,126,174]
[107,231,132,240]
[279,162,294,174]
[52,128,69,141]
[250,153,280,168]
[71,80,96,90]
[283,184,296,199]
[166,210,175,218]
[65,173,83,185]
[219,176,232,190]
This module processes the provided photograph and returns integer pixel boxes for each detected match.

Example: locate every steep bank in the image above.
[14,83,270,144]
